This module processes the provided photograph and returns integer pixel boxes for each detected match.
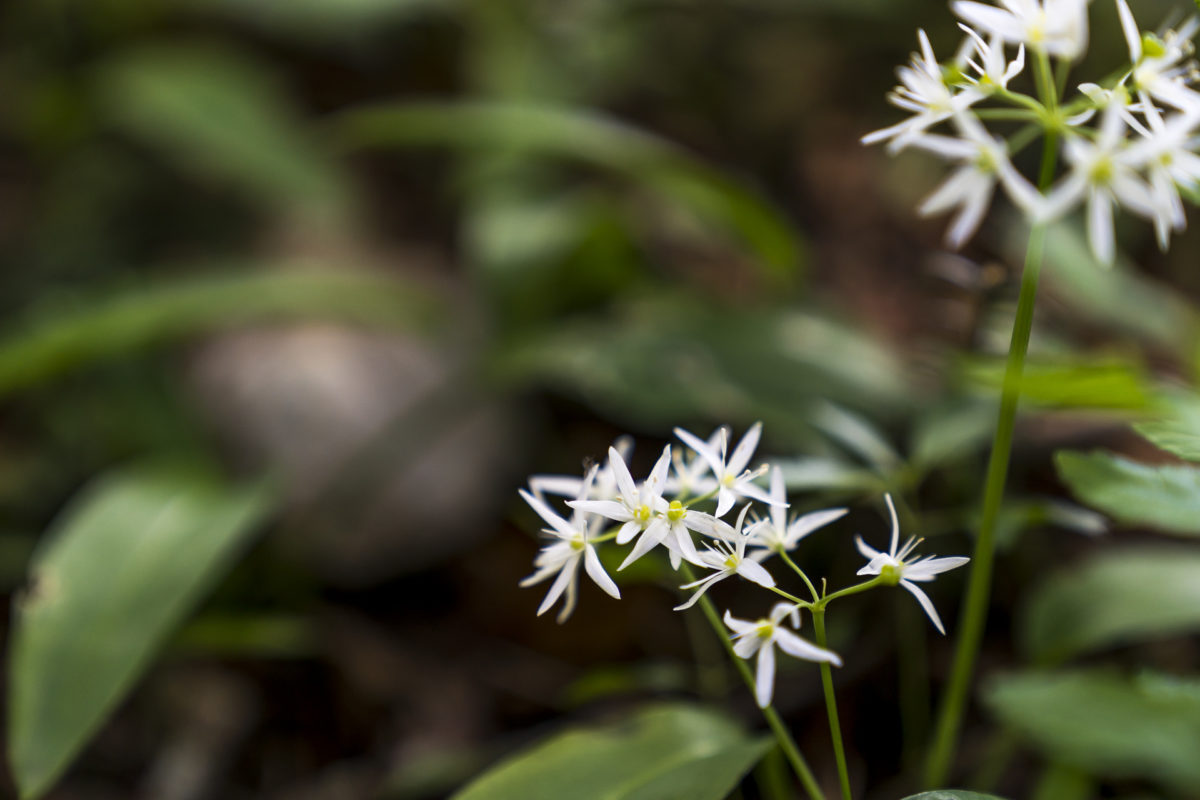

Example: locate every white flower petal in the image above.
[736,559,777,588]
[584,546,621,599]
[755,641,777,708]
[774,628,843,667]
[901,579,946,634]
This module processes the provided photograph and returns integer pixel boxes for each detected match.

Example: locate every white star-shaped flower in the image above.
[675,505,776,611]
[1117,0,1200,114]
[724,603,842,708]
[952,0,1090,61]
[958,24,1026,91]
[862,29,986,152]
[855,494,969,634]
[519,468,620,623]
[908,111,1042,247]
[1039,99,1165,264]
[570,444,672,547]
[674,422,778,517]
[747,466,847,559]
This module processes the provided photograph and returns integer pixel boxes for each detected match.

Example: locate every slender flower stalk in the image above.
[925,221,1049,786]
[812,608,852,800]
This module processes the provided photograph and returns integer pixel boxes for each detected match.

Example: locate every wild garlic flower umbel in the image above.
[517,422,970,709]
[864,0,1200,263]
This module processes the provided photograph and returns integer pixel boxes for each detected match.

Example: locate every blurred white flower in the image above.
[674,422,777,517]
[664,428,721,498]
[855,494,969,634]
[747,466,847,559]
[724,603,842,708]
[959,24,1026,90]
[1039,100,1164,264]
[1117,0,1200,113]
[519,469,620,623]
[1123,104,1200,248]
[862,29,985,152]
[675,505,776,611]
[908,112,1042,247]
[952,0,1091,60]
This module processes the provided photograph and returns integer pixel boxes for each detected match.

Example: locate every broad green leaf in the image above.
[97,44,350,221]
[963,358,1151,409]
[453,704,771,800]
[1134,392,1200,462]
[903,792,1010,800]
[1022,548,1200,664]
[1055,450,1200,535]
[0,268,439,398]
[984,670,1200,792]
[775,457,885,493]
[330,101,802,279]
[8,466,274,799]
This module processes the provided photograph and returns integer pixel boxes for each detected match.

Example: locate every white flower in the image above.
[570,444,672,547]
[1123,105,1200,248]
[528,436,633,500]
[1117,0,1200,113]
[724,603,842,708]
[908,112,1042,247]
[952,0,1091,60]
[1065,83,1156,133]
[675,505,776,611]
[862,29,986,152]
[674,422,778,517]
[1039,100,1164,264]
[959,24,1026,90]
[747,466,847,558]
[519,469,620,623]
[855,494,969,635]
[569,444,723,570]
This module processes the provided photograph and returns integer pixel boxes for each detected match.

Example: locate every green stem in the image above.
[812,609,852,800]
[924,225,1049,787]
[768,585,814,608]
[780,550,821,602]
[924,52,1062,785]
[685,566,827,800]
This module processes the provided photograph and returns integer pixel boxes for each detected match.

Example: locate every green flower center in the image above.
[634,504,652,524]
[667,500,687,522]
[880,562,903,586]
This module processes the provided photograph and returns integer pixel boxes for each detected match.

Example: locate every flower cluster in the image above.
[519,423,969,707]
[864,0,1200,263]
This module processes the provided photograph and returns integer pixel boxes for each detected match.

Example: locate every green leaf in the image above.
[0,268,439,399]
[1055,450,1200,535]
[1134,392,1200,462]
[8,466,274,799]
[1022,547,1200,664]
[903,792,1010,800]
[984,670,1200,792]
[97,43,351,222]
[452,704,771,800]
[330,101,802,279]
[963,358,1151,410]
[910,399,996,472]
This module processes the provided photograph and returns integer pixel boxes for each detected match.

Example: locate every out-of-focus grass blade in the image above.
[171,613,316,659]
[8,465,274,800]
[330,101,802,280]
[1022,548,1200,664]
[910,399,996,473]
[96,43,352,222]
[984,670,1200,793]
[0,268,440,398]
[452,704,770,800]
[810,402,901,471]
[1055,450,1200,535]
